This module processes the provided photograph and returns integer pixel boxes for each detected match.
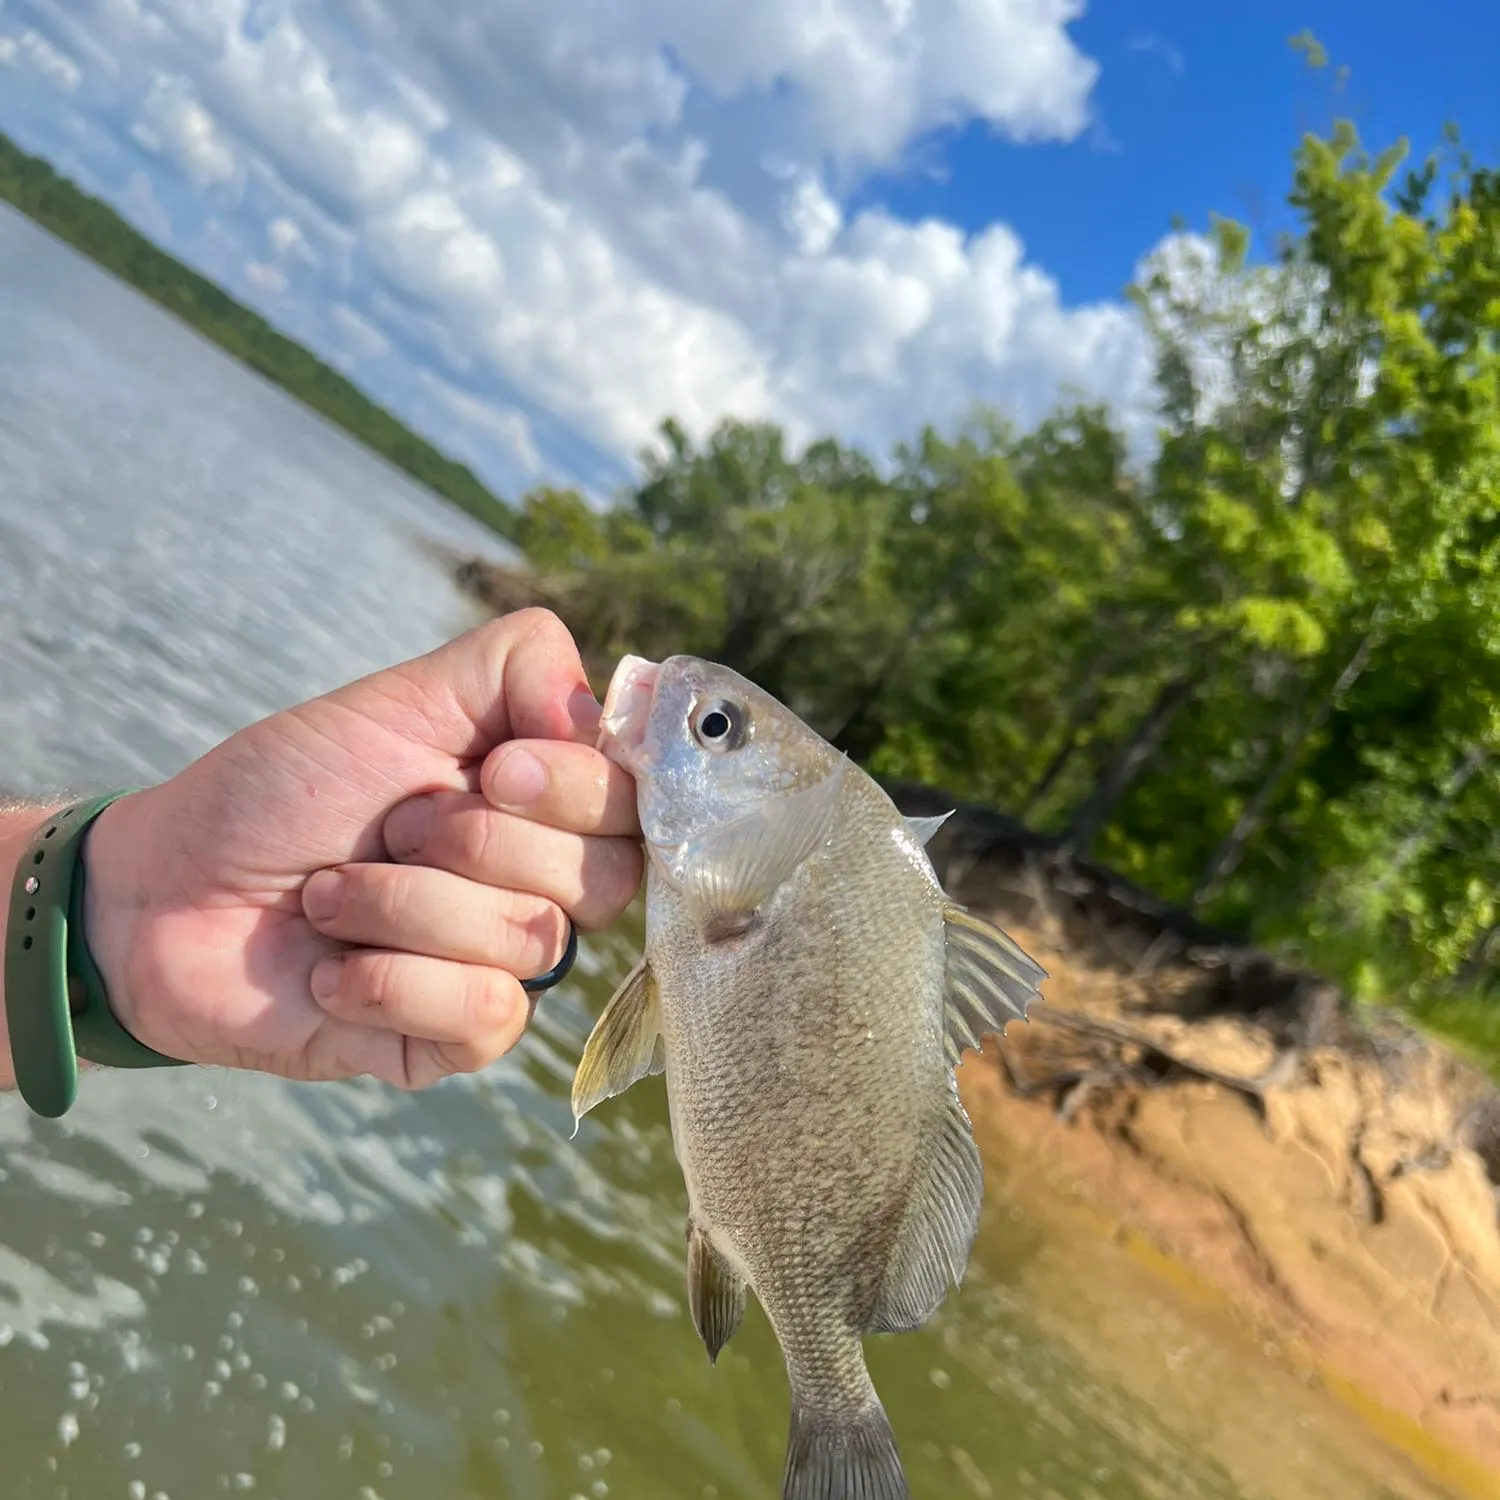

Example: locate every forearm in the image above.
[0,796,72,1090]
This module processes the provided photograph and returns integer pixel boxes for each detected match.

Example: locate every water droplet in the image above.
[57,1412,79,1446]
[267,1415,286,1453]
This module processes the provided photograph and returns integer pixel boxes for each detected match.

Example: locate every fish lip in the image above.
[596,654,660,773]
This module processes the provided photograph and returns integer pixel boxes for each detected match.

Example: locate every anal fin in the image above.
[569,959,664,1133]
[943,901,1046,1068]
[687,1220,746,1362]
[868,1093,982,1334]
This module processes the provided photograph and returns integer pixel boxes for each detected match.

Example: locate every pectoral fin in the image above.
[868,1092,982,1334]
[903,811,953,846]
[686,1220,746,1362]
[942,902,1046,1068]
[569,960,664,1134]
[661,764,847,941]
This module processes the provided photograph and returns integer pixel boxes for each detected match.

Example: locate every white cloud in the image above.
[268,215,317,264]
[244,258,288,293]
[13,27,82,92]
[1,0,1157,493]
[414,370,543,475]
[1128,32,1185,79]
[781,172,842,258]
[378,0,1098,165]
[132,76,238,186]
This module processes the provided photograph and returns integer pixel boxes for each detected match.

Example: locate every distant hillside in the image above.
[0,129,517,538]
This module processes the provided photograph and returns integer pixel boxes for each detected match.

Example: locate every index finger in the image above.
[482,739,642,838]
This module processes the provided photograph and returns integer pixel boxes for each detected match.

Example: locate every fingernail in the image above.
[385,794,436,859]
[310,955,343,1003]
[303,869,345,923]
[490,747,548,807]
[568,687,602,735]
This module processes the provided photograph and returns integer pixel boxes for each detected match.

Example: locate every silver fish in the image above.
[573,654,1046,1500]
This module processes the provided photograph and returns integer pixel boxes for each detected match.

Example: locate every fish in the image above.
[571,654,1047,1500]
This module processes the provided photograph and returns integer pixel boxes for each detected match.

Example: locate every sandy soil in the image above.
[954,897,1500,1499]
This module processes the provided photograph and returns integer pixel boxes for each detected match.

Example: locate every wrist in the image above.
[79,790,155,1049]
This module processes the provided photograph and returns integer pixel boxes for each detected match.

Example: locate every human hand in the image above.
[75,609,642,1089]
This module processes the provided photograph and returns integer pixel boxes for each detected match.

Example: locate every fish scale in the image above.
[572,654,1048,1500]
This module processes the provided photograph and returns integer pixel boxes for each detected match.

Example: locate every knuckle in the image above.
[368,864,417,932]
[463,806,514,876]
[515,900,569,975]
[476,608,567,672]
[465,965,521,1033]
[577,839,644,926]
[352,951,402,1015]
[506,605,567,642]
[442,1037,499,1076]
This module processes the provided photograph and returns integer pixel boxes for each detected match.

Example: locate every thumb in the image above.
[330,608,601,758]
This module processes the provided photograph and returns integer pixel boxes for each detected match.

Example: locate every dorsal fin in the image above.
[942,902,1046,1068]
[903,811,953,846]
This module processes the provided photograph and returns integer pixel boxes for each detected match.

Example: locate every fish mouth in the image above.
[596,654,661,773]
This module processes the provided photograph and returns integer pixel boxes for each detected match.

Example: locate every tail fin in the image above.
[782,1398,910,1500]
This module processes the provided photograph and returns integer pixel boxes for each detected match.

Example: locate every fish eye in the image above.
[692,697,749,752]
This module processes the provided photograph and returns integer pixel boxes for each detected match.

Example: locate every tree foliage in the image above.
[497,108,1500,1059]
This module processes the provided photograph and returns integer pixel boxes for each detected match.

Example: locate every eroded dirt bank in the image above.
[895,784,1500,1494]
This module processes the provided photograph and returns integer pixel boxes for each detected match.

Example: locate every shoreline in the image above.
[921,799,1500,1496]
[0,143,516,539]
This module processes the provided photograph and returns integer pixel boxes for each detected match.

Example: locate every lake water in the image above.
[0,202,1466,1500]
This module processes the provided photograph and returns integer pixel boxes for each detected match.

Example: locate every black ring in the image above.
[522,919,578,995]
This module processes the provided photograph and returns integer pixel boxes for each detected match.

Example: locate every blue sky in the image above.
[855,2,1500,306]
[1,1,1495,500]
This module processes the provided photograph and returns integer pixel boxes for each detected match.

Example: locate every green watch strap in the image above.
[5,791,185,1119]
